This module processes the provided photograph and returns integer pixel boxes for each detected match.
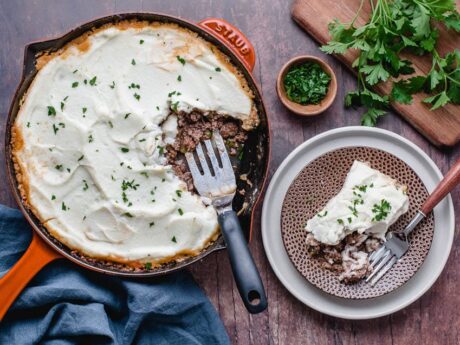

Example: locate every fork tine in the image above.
[185,152,202,177]
[370,256,397,286]
[366,250,393,282]
[195,143,212,176]
[212,131,233,172]
[204,140,222,179]
[369,246,386,267]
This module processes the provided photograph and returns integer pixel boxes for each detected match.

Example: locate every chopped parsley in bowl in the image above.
[283,62,331,105]
[276,55,337,116]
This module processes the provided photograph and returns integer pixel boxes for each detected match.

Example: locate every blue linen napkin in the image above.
[0,205,230,345]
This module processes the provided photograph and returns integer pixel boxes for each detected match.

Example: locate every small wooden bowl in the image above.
[276,55,337,116]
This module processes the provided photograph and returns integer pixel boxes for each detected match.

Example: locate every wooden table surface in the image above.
[1,1,459,344]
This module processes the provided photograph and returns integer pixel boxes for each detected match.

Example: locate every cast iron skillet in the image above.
[0,13,270,319]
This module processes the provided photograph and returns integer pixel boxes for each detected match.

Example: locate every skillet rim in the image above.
[4,12,271,277]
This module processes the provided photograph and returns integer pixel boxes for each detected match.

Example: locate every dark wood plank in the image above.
[1,1,459,344]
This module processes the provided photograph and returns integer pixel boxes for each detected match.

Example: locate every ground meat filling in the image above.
[305,232,382,284]
[166,110,247,191]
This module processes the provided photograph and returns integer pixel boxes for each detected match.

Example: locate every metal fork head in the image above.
[366,232,409,286]
[185,130,236,211]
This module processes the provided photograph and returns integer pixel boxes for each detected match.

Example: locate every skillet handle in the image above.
[0,232,61,321]
[198,18,256,72]
[218,210,267,314]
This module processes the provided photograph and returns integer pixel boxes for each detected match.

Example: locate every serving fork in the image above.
[185,130,267,313]
[367,159,460,286]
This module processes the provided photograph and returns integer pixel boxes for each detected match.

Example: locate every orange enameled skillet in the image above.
[0,13,270,319]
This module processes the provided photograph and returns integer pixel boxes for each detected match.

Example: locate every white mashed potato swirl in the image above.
[13,22,256,265]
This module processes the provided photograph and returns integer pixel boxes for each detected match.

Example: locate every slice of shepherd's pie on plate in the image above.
[305,160,409,283]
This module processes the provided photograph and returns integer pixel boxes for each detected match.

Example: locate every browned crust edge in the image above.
[11,19,261,269]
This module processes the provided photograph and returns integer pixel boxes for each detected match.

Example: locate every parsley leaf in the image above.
[321,0,460,125]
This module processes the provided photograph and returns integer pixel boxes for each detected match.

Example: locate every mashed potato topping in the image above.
[13,22,257,265]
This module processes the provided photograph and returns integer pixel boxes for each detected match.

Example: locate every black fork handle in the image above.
[218,210,267,314]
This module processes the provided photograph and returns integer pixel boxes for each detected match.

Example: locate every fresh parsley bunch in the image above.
[321,0,460,126]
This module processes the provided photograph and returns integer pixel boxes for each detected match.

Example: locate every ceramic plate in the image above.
[261,127,454,319]
[281,147,434,299]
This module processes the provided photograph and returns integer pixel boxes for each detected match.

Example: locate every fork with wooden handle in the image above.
[185,130,267,313]
[367,158,460,286]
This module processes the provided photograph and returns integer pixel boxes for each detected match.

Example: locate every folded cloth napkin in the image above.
[0,205,230,345]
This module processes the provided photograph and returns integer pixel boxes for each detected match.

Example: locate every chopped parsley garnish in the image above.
[372,199,392,222]
[84,79,87,84]
[131,59,136,65]
[177,75,182,82]
[149,221,154,227]
[168,91,176,97]
[108,121,114,128]
[176,56,186,65]
[122,212,133,218]
[337,218,344,225]
[134,93,141,101]
[139,39,144,45]
[215,67,221,72]
[171,236,177,242]
[140,172,149,178]
[82,179,89,191]
[61,202,68,211]
[120,147,129,153]
[78,155,84,162]
[175,190,182,197]
[73,69,78,74]
[348,203,359,217]
[144,262,152,269]
[47,106,56,116]
[82,107,87,114]
[283,62,331,105]
[157,146,164,155]
[51,195,56,200]
[128,83,140,89]
[171,101,179,112]
[237,145,244,160]
[122,191,128,203]
[26,122,30,128]
[58,122,65,128]
[89,76,97,86]
[66,168,71,173]
[52,124,59,135]
[156,106,160,111]
[317,210,328,217]
[124,113,131,119]
[209,76,213,80]
[178,208,184,216]
[139,138,146,142]
[109,81,115,89]
[88,134,94,143]
[122,179,139,191]
[72,81,79,88]
[354,184,368,193]
[55,164,63,170]
[347,217,352,223]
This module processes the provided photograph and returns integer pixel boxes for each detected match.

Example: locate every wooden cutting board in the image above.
[292,0,460,147]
